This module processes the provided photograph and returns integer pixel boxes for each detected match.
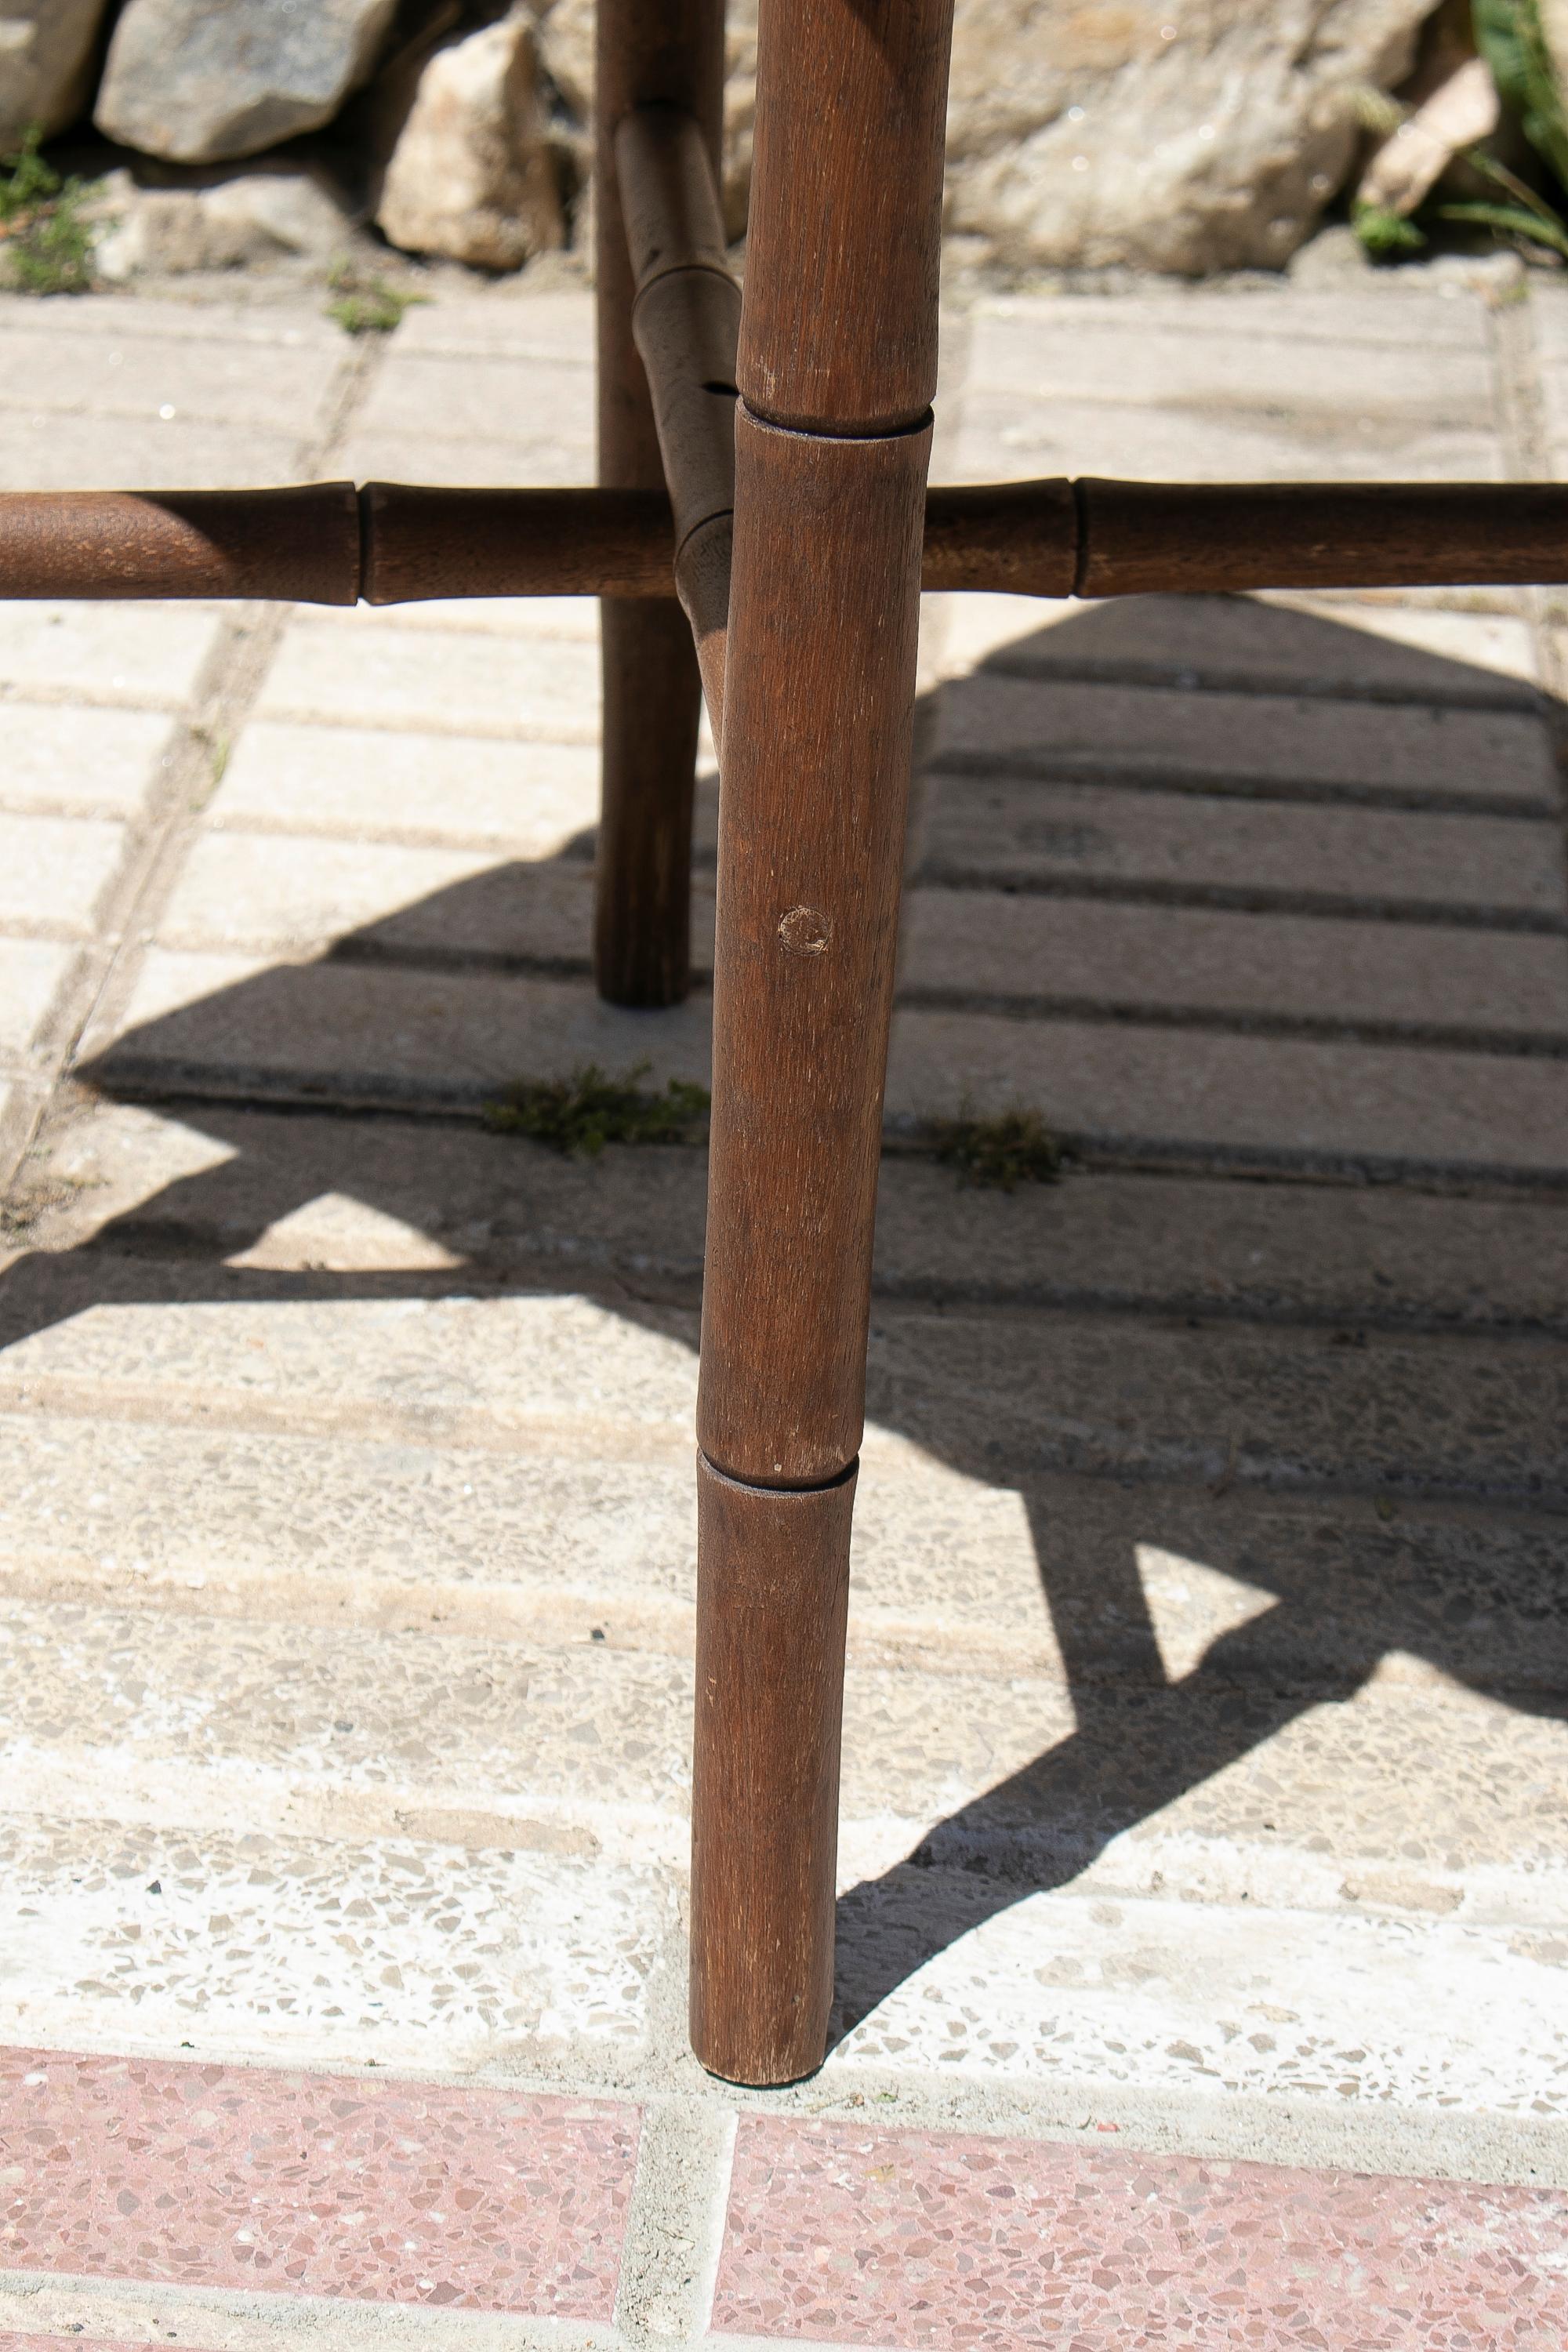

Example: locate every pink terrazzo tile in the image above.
[713,2118,1568,2351]
[0,2048,638,2315]
[0,2339,151,2352]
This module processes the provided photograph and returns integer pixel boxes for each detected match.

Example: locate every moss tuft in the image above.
[484,1062,710,1156]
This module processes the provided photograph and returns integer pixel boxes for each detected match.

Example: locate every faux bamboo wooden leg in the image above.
[690,0,956,2085]
[592,0,724,1007]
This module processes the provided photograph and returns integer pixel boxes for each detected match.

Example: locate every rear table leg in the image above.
[593,0,724,1007]
[690,0,957,2085]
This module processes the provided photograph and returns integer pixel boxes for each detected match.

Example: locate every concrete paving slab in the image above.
[902,891,1568,1036]
[0,296,343,350]
[926,590,1541,700]
[394,290,596,363]
[717,2118,1568,2347]
[964,310,1496,417]
[212,722,602,854]
[0,939,79,1062]
[3,1402,1563,1697]
[830,1882,1568,2129]
[24,1102,1568,1330]
[0,815,126,940]
[865,1308,1567,1504]
[917,774,1568,917]
[970,289,1497,353]
[0,2049,638,2316]
[887,1007,1568,1178]
[931,671,1559,804]
[354,352,595,448]
[255,616,601,742]
[0,325,343,434]
[0,707,180,820]
[0,1813,671,2070]
[948,395,1504,489]
[89,944,1568,1178]
[336,430,595,491]
[0,605,221,712]
[0,417,314,495]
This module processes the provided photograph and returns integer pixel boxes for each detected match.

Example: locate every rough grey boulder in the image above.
[0,0,111,148]
[377,11,563,267]
[91,162,359,279]
[943,0,1438,273]
[539,0,1436,274]
[95,0,400,165]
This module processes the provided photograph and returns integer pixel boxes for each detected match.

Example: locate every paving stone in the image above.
[93,950,714,1104]
[1,1588,1563,1910]
[965,307,1497,417]
[0,416,310,494]
[971,288,1495,354]
[354,350,594,448]
[0,938,78,1061]
[163,827,695,964]
[904,891,1568,1034]
[394,289,595,363]
[91,949,1568,1174]
[888,1007,1568,1177]
[831,1882,1568,2129]
[364,593,601,641]
[255,615,601,740]
[949,394,1504,491]
[0,2049,638,2308]
[0,603,221,710]
[1,1270,1560,1507]
[866,1308,1566,1506]
[0,323,342,433]
[3,1406,1564,1700]
[0,293,342,350]
[926,590,1541,699]
[0,815,125,939]
[931,670,1558,804]
[0,705,179,818]
[0,1290,702,1442]
[0,1815,671,2068]
[918,775,1567,917]
[214,721,603,852]
[336,430,594,491]
[716,2118,1568,2347]
[22,1097,1568,1330]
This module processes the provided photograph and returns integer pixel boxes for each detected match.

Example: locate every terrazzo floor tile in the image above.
[712,2118,1568,2350]
[0,2049,638,2315]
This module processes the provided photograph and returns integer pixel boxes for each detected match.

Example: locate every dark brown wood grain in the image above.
[362,483,676,602]
[1075,477,1568,596]
[696,411,931,1486]
[0,485,360,604]
[689,1453,855,2085]
[690,0,955,2089]
[593,0,724,1008]
[738,0,956,433]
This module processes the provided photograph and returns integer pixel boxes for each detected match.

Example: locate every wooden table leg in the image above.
[690,0,957,2085]
[593,0,724,1007]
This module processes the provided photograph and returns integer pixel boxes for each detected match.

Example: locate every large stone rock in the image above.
[90,162,359,281]
[376,11,564,267]
[94,0,400,165]
[0,0,111,148]
[943,0,1439,272]
[537,0,1437,274]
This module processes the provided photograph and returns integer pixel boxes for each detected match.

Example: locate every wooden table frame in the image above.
[5,0,1568,2086]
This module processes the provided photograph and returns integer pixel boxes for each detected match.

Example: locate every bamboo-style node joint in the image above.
[3,480,1568,609]
[616,102,740,744]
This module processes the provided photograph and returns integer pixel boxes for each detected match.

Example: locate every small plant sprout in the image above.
[325,257,429,335]
[928,1104,1063,1192]
[484,1062,711,1156]
[0,125,97,296]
